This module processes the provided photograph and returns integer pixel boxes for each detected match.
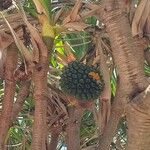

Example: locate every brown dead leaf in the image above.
[54,7,64,24]
[0,32,13,50]
[137,1,150,37]
[132,0,150,37]
[18,3,48,58]
[32,0,47,15]
[64,42,76,63]
[70,0,82,21]
[30,36,39,63]
[84,3,99,10]
[63,0,82,24]
[64,22,89,31]
[1,12,33,63]
[81,8,99,20]
[144,11,150,38]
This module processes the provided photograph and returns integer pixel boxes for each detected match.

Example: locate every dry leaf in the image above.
[1,12,33,63]
[54,6,64,24]
[18,3,48,58]
[70,0,82,21]
[56,51,68,64]
[30,36,39,63]
[144,10,150,38]
[0,32,13,50]
[63,0,82,24]
[132,0,150,37]
[32,0,47,15]
[137,0,150,36]
[64,22,89,31]
[64,42,76,63]
[81,8,99,20]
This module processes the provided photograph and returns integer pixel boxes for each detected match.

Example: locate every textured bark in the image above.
[0,43,18,149]
[97,0,148,149]
[100,9,147,93]
[126,89,150,150]
[96,34,111,132]
[0,32,13,79]
[82,145,97,150]
[66,107,82,150]
[48,129,60,150]
[11,81,30,122]
[99,86,126,150]
[32,57,48,150]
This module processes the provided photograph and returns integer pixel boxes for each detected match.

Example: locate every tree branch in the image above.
[32,60,49,150]
[98,86,126,150]
[48,128,61,150]
[66,106,83,150]
[0,43,18,149]
[126,85,150,150]
[95,34,111,132]
[11,81,30,122]
[0,32,13,78]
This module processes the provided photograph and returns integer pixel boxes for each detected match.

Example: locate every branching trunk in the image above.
[100,8,147,93]
[99,87,126,150]
[126,89,150,150]
[97,0,148,149]
[0,43,18,149]
[66,107,83,150]
[31,57,48,150]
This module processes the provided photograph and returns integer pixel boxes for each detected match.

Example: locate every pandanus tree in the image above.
[0,0,150,150]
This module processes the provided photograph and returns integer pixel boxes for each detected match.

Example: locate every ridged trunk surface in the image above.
[32,57,48,150]
[0,43,18,149]
[48,130,60,150]
[66,107,82,150]
[98,1,148,149]
[126,92,150,150]
[101,9,147,94]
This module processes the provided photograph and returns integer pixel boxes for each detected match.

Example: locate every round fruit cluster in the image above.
[60,61,104,101]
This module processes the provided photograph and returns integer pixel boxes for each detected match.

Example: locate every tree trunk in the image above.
[66,107,82,150]
[126,89,150,150]
[99,88,126,150]
[0,43,18,149]
[100,8,146,92]
[48,129,60,150]
[32,57,48,150]
[11,81,30,122]
[97,0,148,149]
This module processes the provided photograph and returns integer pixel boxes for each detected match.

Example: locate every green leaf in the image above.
[63,32,92,60]
[24,0,37,18]
[39,0,52,22]
[86,16,98,26]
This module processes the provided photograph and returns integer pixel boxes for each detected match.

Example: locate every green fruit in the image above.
[60,61,104,101]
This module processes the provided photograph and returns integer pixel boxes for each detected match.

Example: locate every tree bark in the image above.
[99,87,126,150]
[126,87,150,150]
[66,107,83,150]
[11,81,30,122]
[97,0,149,149]
[31,57,48,150]
[48,129,60,150]
[100,8,147,92]
[0,43,18,149]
